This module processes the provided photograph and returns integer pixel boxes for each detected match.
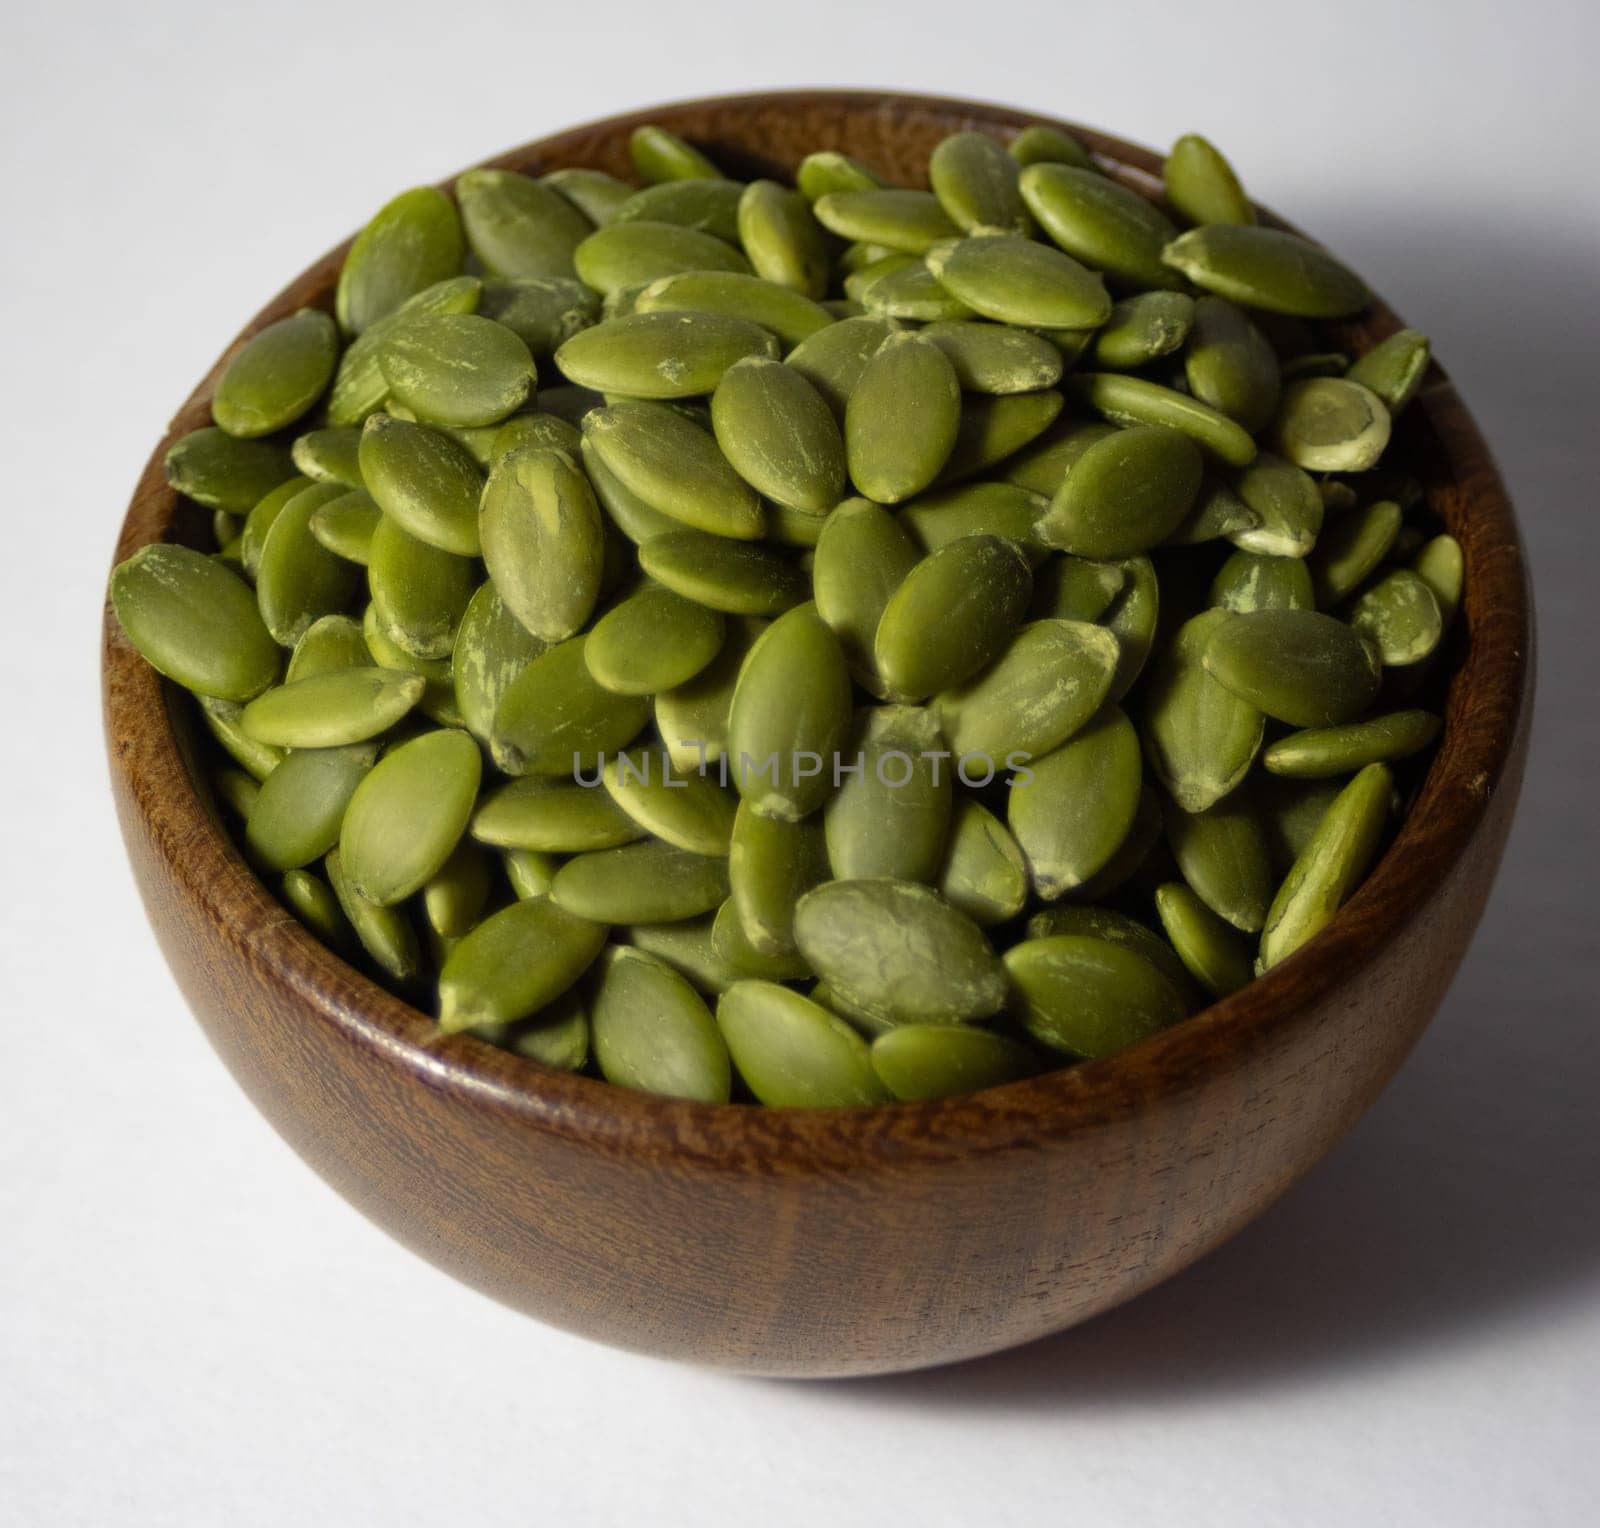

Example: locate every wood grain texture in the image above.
[102,91,1534,1378]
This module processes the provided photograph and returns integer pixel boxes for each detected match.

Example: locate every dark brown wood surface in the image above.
[101,91,1534,1378]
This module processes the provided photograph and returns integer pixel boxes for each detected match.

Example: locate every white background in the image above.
[3,1,1597,1522]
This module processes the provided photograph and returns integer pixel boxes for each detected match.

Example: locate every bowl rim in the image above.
[102,88,1533,1170]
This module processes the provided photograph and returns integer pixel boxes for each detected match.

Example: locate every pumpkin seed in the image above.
[1211,550,1314,613]
[1346,328,1430,414]
[555,310,776,398]
[796,150,883,200]
[635,270,834,349]
[212,768,259,819]
[1275,377,1391,472]
[785,314,894,414]
[198,695,284,780]
[164,427,297,512]
[574,220,749,296]
[926,234,1110,329]
[807,497,916,690]
[630,125,721,184]
[1008,124,1096,171]
[478,276,599,356]
[640,532,808,615]
[449,581,547,763]
[326,848,421,984]
[291,426,363,488]
[488,987,591,1071]
[812,189,962,254]
[794,879,1007,1026]
[930,131,1031,233]
[717,981,888,1107]
[550,839,730,924]
[1008,706,1142,897]
[1163,787,1274,932]
[590,948,731,1103]
[936,389,1065,485]
[280,867,353,950]
[875,534,1033,700]
[1067,372,1258,467]
[1154,882,1253,999]
[1348,568,1443,665]
[1258,763,1392,971]
[871,1024,1035,1101]
[437,895,607,1032]
[1104,554,1161,699]
[1029,554,1125,623]
[1091,291,1195,370]
[1309,500,1402,606]
[111,543,280,701]
[583,581,724,696]
[357,414,483,557]
[1020,163,1183,291]
[421,842,494,938]
[1039,424,1202,557]
[711,897,812,982]
[854,259,974,322]
[245,745,373,872]
[253,483,358,647]
[1264,709,1440,778]
[1162,224,1369,318]
[711,356,846,513]
[1183,296,1281,434]
[327,275,482,427]
[540,166,632,225]
[1410,534,1464,628]
[1229,450,1325,558]
[489,412,582,467]
[455,168,592,281]
[286,615,366,681]
[936,799,1029,926]
[471,775,641,854]
[336,187,465,335]
[655,618,765,772]
[824,705,952,882]
[845,333,961,504]
[1000,417,1117,497]
[1004,934,1188,1058]
[899,482,1047,560]
[1164,134,1253,227]
[603,746,736,855]
[377,312,534,429]
[1203,608,1381,727]
[919,320,1063,394]
[621,916,739,994]
[728,803,829,958]
[613,178,744,241]
[365,513,475,661]
[213,309,338,438]
[737,179,830,298]
[1168,480,1260,547]
[493,635,650,777]
[1024,903,1194,1000]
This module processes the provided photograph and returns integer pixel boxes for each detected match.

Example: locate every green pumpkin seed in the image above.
[1086,292,1191,370]
[1067,372,1258,467]
[871,1024,1034,1101]
[613,178,744,241]
[280,867,353,950]
[796,150,883,201]
[336,187,465,335]
[213,767,259,819]
[421,842,494,938]
[1281,352,1350,381]
[936,618,1118,762]
[899,482,1048,560]
[726,603,852,821]
[358,414,483,557]
[936,799,1029,927]
[812,189,962,254]
[551,839,729,924]
[824,705,953,882]
[1024,904,1192,999]
[326,848,421,984]
[1020,163,1182,291]
[478,276,600,356]
[1348,568,1443,665]
[110,543,280,701]
[927,233,1110,330]
[1203,608,1381,727]
[480,445,605,643]
[785,315,894,415]
[1103,554,1161,699]
[335,726,480,905]
[1163,788,1274,932]
[1005,933,1188,1057]
[1154,882,1253,999]
[358,604,456,725]
[1410,534,1464,629]
[327,276,482,427]
[736,180,830,298]
[1008,706,1142,897]
[929,131,1030,233]
[164,427,297,512]
[808,497,918,690]
[1183,297,1280,434]
[710,356,846,514]
[1038,424,1203,558]
[366,513,476,661]
[1275,377,1391,472]
[1008,124,1095,170]
[472,775,642,853]
[626,915,743,995]
[198,695,284,780]
[437,895,606,1032]
[245,744,373,873]
[291,425,363,489]
[488,412,582,468]
[450,581,548,763]
[846,333,962,504]
[253,483,357,647]
[1161,224,1369,318]
[716,981,888,1107]
[1309,500,1402,606]
[376,312,534,429]
[1000,417,1117,497]
[454,168,592,281]
[640,532,808,615]
[1167,479,1260,547]
[918,320,1062,394]
[710,897,813,982]
[541,166,632,224]
[556,310,776,399]
[635,270,835,350]
[582,400,762,539]
[213,309,338,439]
[1258,762,1392,971]
[492,988,591,1070]
[285,613,368,681]
[794,879,1006,1026]
[1228,450,1324,558]
[1264,710,1440,778]
[602,746,736,855]
[629,125,721,183]
[1029,554,1125,622]
[493,635,650,776]
[646,615,754,772]
[1211,550,1314,613]
[935,389,1065,485]
[1346,328,1430,414]
[875,534,1033,700]
[1164,134,1253,227]
[574,220,749,297]
[583,581,725,696]
[587,948,731,1102]
[728,803,829,957]
[856,259,975,322]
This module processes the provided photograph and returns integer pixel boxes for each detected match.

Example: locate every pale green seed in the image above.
[590,948,731,1103]
[478,276,600,356]
[253,483,358,648]
[926,234,1110,329]
[1163,788,1275,932]
[557,310,777,399]
[785,315,894,416]
[1067,372,1258,467]
[793,879,1007,1027]
[336,187,465,335]
[359,604,457,725]
[846,333,962,504]
[1024,904,1193,1000]
[1164,134,1254,227]
[603,746,736,855]
[655,618,765,773]
[377,313,535,429]
[737,179,830,298]
[1310,500,1403,606]
[422,841,495,937]
[245,745,373,872]
[285,614,368,682]
[488,413,582,468]
[1039,424,1203,558]
[1183,296,1281,434]
[480,445,605,643]
[358,414,483,557]
[213,309,338,438]
[708,356,846,514]
[1020,163,1183,291]
[1346,328,1431,414]
[806,498,916,691]
[1211,550,1315,613]
[584,582,724,696]
[291,426,363,488]
[472,775,642,853]
[110,543,280,701]
[541,167,633,224]
[198,695,284,780]
[495,988,591,1071]
[1348,568,1443,665]
[366,513,476,661]
[455,168,592,281]
[280,867,353,950]
[1259,763,1393,971]
[1008,706,1142,898]
[1229,450,1325,558]
[625,916,743,995]
[1008,125,1096,170]
[636,270,835,350]
[574,220,750,297]
[212,767,259,819]
[1004,934,1188,1058]
[717,981,888,1108]
[1162,224,1369,318]
[899,482,1048,561]
[871,1025,1035,1101]
[629,125,721,183]
[812,189,962,254]
[796,150,883,201]
[1264,710,1440,778]
[1203,608,1381,727]
[326,849,421,984]
[1275,378,1392,472]
[919,320,1063,394]
[875,535,1033,701]
[1154,882,1253,999]
[936,798,1029,927]
[164,427,297,512]
[930,131,1031,233]
[550,839,730,924]
[492,635,650,776]
[451,581,548,763]
[710,898,812,982]
[640,532,808,615]
[1410,535,1464,629]
[856,259,976,322]
[613,178,744,241]
[824,705,952,882]
[935,390,1066,486]
[729,803,830,958]
[726,603,852,821]
[437,895,607,1032]
[1070,781,1165,902]
[1000,417,1117,497]
[1090,291,1195,370]
[579,435,680,545]
[1169,480,1261,547]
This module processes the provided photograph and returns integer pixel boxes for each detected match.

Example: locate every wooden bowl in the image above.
[102,90,1533,1378]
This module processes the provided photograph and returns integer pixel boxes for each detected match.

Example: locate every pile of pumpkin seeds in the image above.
[111,121,1460,1107]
